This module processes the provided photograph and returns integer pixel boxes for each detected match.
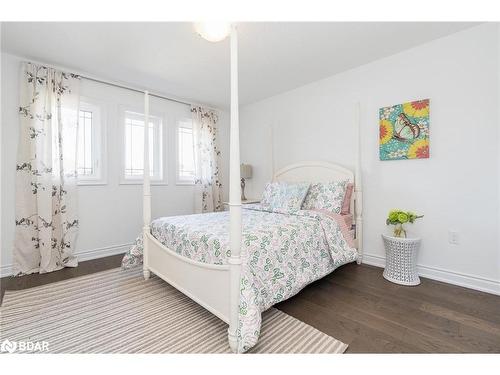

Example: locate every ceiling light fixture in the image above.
[194,22,231,42]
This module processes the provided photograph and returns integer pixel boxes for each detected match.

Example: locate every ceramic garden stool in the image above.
[381,234,421,286]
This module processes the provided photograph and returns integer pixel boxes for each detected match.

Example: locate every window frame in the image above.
[77,99,107,186]
[175,118,196,185]
[119,107,168,185]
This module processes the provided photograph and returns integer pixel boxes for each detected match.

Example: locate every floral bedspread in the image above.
[121,205,357,353]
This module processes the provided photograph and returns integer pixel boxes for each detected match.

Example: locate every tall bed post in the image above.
[227,24,242,353]
[143,91,151,280]
[270,125,275,182]
[354,101,363,264]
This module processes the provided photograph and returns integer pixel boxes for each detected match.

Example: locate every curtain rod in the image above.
[21,58,218,110]
[81,76,192,107]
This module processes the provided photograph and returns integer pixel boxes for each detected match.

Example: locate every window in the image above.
[177,120,196,184]
[77,101,105,184]
[122,110,164,183]
[78,110,94,176]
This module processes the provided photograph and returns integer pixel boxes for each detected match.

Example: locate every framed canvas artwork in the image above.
[379,99,430,161]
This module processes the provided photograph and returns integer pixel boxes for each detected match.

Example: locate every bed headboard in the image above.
[274,161,354,184]
[273,160,362,259]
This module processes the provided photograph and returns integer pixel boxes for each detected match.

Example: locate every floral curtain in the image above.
[13,62,81,275]
[191,106,223,213]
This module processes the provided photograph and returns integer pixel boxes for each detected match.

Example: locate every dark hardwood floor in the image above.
[0,254,124,303]
[277,263,500,353]
[1,255,499,353]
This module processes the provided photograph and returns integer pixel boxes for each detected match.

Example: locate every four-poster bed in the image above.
[138,24,363,353]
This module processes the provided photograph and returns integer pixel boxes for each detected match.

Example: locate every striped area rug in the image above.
[0,268,347,354]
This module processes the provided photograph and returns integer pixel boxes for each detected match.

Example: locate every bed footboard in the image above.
[143,231,232,324]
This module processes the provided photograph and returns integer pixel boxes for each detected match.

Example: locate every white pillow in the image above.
[260,182,310,213]
[301,180,349,214]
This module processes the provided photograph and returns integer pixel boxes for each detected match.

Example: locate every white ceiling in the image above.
[1,22,479,108]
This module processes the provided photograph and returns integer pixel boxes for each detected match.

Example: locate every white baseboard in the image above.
[75,243,132,263]
[0,243,132,278]
[362,253,500,296]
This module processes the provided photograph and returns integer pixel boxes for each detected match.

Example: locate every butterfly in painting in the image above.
[393,113,420,141]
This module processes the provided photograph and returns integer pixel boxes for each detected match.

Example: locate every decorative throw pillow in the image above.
[301,180,349,214]
[260,182,310,213]
[341,183,354,214]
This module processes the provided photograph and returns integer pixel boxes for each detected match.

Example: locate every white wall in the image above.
[0,52,230,275]
[240,24,500,294]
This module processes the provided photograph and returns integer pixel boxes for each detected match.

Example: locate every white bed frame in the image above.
[140,25,362,353]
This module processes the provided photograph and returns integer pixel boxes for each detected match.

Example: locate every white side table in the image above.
[382,234,421,286]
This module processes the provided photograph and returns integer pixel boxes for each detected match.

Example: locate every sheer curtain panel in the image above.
[14,62,81,275]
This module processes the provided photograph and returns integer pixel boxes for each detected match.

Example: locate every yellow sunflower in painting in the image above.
[403,99,429,118]
[408,139,429,159]
[379,120,393,144]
